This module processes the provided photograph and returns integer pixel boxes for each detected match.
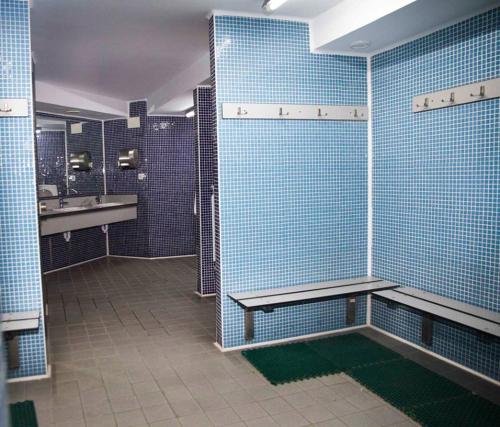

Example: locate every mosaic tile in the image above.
[0,0,46,378]
[194,86,216,295]
[371,8,500,380]
[210,16,368,348]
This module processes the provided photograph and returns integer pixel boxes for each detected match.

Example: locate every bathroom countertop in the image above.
[39,201,137,218]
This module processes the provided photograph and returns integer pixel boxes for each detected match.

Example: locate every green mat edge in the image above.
[9,400,38,427]
[242,333,499,427]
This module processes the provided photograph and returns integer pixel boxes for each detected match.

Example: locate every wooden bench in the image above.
[373,287,500,345]
[1,311,40,369]
[229,277,398,340]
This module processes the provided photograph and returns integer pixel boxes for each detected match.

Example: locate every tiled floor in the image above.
[7,257,498,426]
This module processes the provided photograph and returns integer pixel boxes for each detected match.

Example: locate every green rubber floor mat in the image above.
[242,333,500,426]
[242,341,341,385]
[348,358,470,409]
[307,334,403,370]
[410,395,500,427]
[10,400,38,427]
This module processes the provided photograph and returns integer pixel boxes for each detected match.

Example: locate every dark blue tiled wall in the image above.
[36,113,107,272]
[146,116,196,257]
[104,110,149,257]
[371,8,500,380]
[0,0,47,379]
[40,228,107,273]
[66,119,105,196]
[35,131,67,196]
[105,101,196,258]
[194,86,216,295]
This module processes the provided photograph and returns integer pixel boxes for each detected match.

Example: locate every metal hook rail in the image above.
[413,77,500,113]
[222,103,368,121]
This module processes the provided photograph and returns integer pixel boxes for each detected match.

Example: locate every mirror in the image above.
[35,114,104,199]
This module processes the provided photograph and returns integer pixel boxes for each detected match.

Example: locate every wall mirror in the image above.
[35,114,104,199]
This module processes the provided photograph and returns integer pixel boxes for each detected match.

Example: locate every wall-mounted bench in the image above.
[229,277,398,340]
[373,288,500,346]
[1,311,40,369]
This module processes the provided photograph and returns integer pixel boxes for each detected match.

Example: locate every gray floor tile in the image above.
[178,413,214,427]
[259,397,295,416]
[142,403,176,423]
[244,416,279,427]
[231,402,268,421]
[271,410,310,427]
[114,409,148,427]
[298,403,335,423]
[21,257,496,427]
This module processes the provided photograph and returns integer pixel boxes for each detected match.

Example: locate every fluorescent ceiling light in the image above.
[262,0,289,13]
[185,109,195,118]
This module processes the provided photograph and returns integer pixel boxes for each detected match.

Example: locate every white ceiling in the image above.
[32,0,339,116]
[31,0,499,117]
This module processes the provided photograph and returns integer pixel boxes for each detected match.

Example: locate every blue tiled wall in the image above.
[210,16,368,348]
[35,130,67,196]
[0,326,6,427]
[0,0,46,378]
[371,8,500,380]
[194,86,216,295]
[106,101,196,257]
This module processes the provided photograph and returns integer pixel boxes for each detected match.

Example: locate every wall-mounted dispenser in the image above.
[69,151,92,171]
[118,148,139,169]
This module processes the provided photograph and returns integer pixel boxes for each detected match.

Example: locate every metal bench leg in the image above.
[346,296,357,325]
[245,309,254,341]
[5,332,20,370]
[421,313,433,346]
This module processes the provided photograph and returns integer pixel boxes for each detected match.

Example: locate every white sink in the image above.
[51,206,87,213]
[96,202,123,208]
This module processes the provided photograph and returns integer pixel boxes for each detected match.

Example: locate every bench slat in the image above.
[234,280,398,309]
[393,288,500,325]
[1,311,40,333]
[229,276,382,301]
[374,290,500,338]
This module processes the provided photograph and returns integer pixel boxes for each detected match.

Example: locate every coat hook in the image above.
[470,85,486,98]
[279,107,289,117]
[317,108,327,118]
[423,97,429,108]
[0,104,12,113]
[442,92,455,103]
[237,107,248,116]
[353,109,359,118]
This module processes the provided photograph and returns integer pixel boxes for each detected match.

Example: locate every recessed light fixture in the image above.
[262,0,289,13]
[185,109,195,118]
[350,40,371,50]
[66,109,81,114]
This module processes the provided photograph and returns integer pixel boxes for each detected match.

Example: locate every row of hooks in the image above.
[413,77,499,113]
[224,103,368,121]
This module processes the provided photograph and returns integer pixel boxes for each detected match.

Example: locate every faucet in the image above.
[59,197,68,208]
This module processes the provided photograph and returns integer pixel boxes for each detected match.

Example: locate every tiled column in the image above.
[0,0,47,379]
[194,86,216,296]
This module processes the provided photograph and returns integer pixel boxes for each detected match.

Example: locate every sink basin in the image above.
[96,202,123,208]
[51,206,87,213]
